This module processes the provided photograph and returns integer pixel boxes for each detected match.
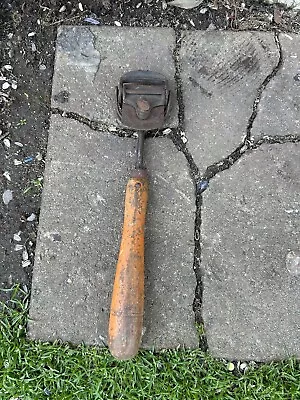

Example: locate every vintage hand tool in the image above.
[108,70,170,360]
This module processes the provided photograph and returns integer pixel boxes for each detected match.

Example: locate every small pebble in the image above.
[36,152,43,161]
[240,362,248,370]
[15,141,24,147]
[114,21,122,26]
[197,179,209,194]
[84,17,100,25]
[27,213,36,222]
[22,260,31,268]
[11,81,17,90]
[3,65,12,70]
[227,362,235,371]
[3,138,11,148]
[78,2,84,11]
[28,32,36,37]
[3,171,11,181]
[2,189,13,205]
[13,233,22,242]
[15,244,23,251]
[59,5,66,12]
[14,159,22,166]
[24,156,34,164]
[31,43,37,52]
[163,128,172,135]
[2,82,10,90]
[22,248,29,261]
[39,64,46,71]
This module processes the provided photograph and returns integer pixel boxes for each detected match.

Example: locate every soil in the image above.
[0,0,299,302]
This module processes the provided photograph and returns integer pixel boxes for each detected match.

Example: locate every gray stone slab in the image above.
[52,26,178,128]
[201,143,300,361]
[252,34,300,139]
[180,31,278,168]
[28,114,198,349]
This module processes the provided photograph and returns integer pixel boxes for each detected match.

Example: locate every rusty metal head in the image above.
[116,70,170,130]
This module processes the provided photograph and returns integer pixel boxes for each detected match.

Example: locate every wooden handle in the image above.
[108,170,148,360]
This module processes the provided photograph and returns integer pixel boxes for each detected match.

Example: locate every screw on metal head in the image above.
[136,98,151,120]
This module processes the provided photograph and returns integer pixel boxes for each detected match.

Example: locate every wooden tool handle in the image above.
[108,170,148,360]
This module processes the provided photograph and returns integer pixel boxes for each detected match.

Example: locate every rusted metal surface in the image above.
[116,70,170,130]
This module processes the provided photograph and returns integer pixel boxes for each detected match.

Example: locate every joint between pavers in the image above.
[172,28,185,130]
[171,28,210,349]
[252,133,300,147]
[51,108,178,139]
[202,133,299,182]
[170,28,200,183]
[193,192,208,351]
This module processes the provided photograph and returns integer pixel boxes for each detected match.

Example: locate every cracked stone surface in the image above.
[201,143,300,361]
[30,26,300,358]
[180,31,279,169]
[28,114,197,349]
[252,34,300,140]
[52,26,178,128]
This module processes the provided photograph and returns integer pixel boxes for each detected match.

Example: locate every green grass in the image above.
[0,287,300,399]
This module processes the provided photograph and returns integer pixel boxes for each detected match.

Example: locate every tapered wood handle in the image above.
[108,170,148,360]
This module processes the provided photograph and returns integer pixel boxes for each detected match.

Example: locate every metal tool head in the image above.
[116,70,170,130]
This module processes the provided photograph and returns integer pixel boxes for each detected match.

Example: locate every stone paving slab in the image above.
[252,34,300,139]
[180,31,279,168]
[28,115,197,349]
[30,26,300,359]
[52,26,178,128]
[201,143,300,361]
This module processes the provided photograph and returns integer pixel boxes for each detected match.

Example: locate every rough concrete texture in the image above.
[267,0,300,9]
[28,114,198,349]
[180,31,279,169]
[201,143,300,361]
[252,34,300,139]
[52,26,178,128]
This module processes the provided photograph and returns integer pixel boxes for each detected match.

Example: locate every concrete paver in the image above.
[28,115,198,348]
[201,144,300,361]
[52,26,178,128]
[252,34,300,139]
[180,31,279,168]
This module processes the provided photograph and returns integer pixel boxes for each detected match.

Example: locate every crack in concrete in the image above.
[51,107,174,138]
[89,27,102,84]
[51,107,120,133]
[204,134,300,181]
[246,30,283,141]
[203,31,287,182]
[190,32,299,351]
[171,30,298,351]
[171,28,208,350]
